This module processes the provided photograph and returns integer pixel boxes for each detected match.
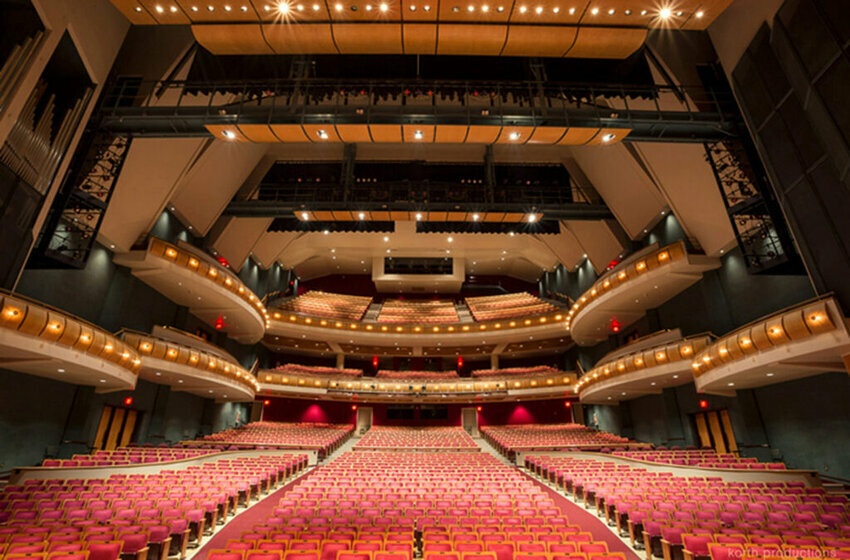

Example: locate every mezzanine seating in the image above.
[275,292,372,321]
[377,300,459,324]
[609,450,786,470]
[375,371,459,381]
[192,422,354,455]
[480,425,635,455]
[207,451,630,560]
[275,365,362,377]
[353,428,478,451]
[0,455,307,560]
[471,367,561,378]
[464,294,556,322]
[40,448,217,468]
[526,455,850,560]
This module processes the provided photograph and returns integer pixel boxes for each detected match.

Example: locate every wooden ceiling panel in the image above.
[399,0,439,21]
[434,125,469,144]
[436,2,511,23]
[389,211,411,220]
[584,127,631,145]
[110,0,160,23]
[192,24,274,54]
[501,25,577,57]
[508,0,590,24]
[483,212,505,222]
[558,127,599,145]
[262,23,339,53]
[335,124,373,142]
[333,23,404,53]
[302,123,342,142]
[369,124,403,143]
[402,124,435,143]
[679,0,734,30]
[270,124,311,141]
[494,126,535,144]
[176,0,259,22]
[137,0,192,22]
[237,124,281,142]
[526,126,567,144]
[312,211,335,220]
[206,125,251,142]
[565,26,646,58]
[464,125,501,144]
[436,24,506,55]
[402,23,438,54]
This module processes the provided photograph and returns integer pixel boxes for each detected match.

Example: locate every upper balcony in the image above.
[114,238,268,343]
[0,291,140,391]
[575,330,711,404]
[565,242,720,346]
[265,291,571,358]
[259,364,576,403]
[691,296,850,396]
[120,327,259,402]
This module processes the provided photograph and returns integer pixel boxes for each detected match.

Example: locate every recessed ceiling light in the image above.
[468,4,474,11]
[57,369,65,373]
[519,5,527,12]
[696,10,704,18]
[568,7,575,14]
[535,6,542,13]
[383,236,389,242]
[472,213,480,221]
[481,4,488,11]
[552,6,558,13]
[358,212,366,220]
[527,214,537,223]
[509,131,520,140]
[590,7,598,14]
[335,3,343,9]
[608,8,614,14]
[135,6,143,11]
[496,5,503,11]
[222,130,236,140]
[379,2,388,10]
[224,4,232,10]
[447,236,453,243]
[414,130,424,139]
[766,372,774,377]
[323,229,329,235]
[415,212,423,221]
[602,133,616,142]
[659,7,672,19]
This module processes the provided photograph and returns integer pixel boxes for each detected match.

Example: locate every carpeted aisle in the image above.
[521,471,642,560]
[191,473,307,560]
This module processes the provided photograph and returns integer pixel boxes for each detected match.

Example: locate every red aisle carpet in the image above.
[193,467,639,560]
[522,471,641,560]
[193,474,306,560]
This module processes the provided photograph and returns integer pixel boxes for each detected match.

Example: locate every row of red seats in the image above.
[353,428,478,450]
[609,449,786,470]
[275,292,372,321]
[0,455,307,560]
[41,448,215,468]
[481,425,633,455]
[464,293,557,322]
[525,455,849,560]
[374,371,459,380]
[470,367,560,378]
[195,422,354,454]
[274,365,362,377]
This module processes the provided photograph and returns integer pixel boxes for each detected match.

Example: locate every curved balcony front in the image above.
[692,296,850,396]
[566,241,720,346]
[576,332,712,404]
[121,329,258,402]
[114,238,267,343]
[265,307,570,358]
[259,368,576,403]
[0,291,140,391]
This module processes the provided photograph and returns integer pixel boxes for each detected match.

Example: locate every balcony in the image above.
[0,291,140,391]
[566,242,720,346]
[691,296,850,396]
[120,329,258,402]
[114,238,268,343]
[576,331,711,404]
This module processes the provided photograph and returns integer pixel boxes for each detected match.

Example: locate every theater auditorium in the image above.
[0,2,849,560]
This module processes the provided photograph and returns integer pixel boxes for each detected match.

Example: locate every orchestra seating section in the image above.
[471,366,561,378]
[481,424,635,455]
[192,422,354,454]
[464,293,556,321]
[526,455,850,560]
[609,449,788,470]
[375,371,459,380]
[0,454,307,557]
[210,451,629,560]
[378,300,459,324]
[40,447,218,468]
[275,292,372,321]
[274,364,362,377]
[354,427,478,450]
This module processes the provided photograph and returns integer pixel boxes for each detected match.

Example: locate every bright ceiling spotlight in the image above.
[602,133,616,142]
[527,214,537,223]
[358,211,366,220]
[301,212,309,220]
[695,10,704,18]
[659,6,672,19]
[379,2,388,11]
[414,130,424,139]
[277,1,290,13]
[317,129,328,139]
[509,131,520,140]
[222,130,236,140]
